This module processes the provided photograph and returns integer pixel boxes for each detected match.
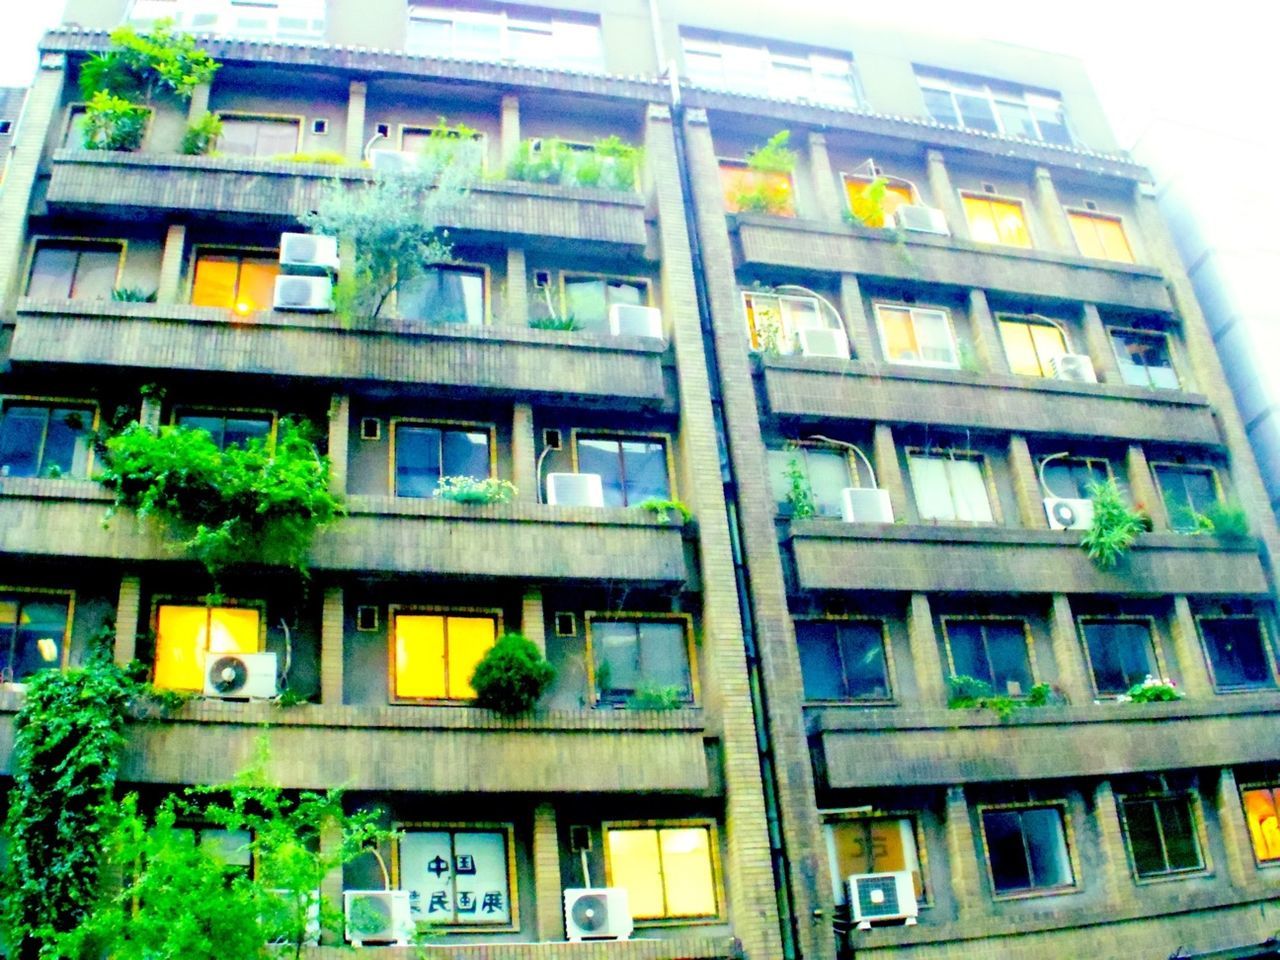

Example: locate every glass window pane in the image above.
[258,119,300,157]
[947,458,993,523]
[396,426,443,498]
[796,622,844,700]
[1084,621,1158,695]
[594,620,639,699]
[1124,799,1165,875]
[1243,788,1280,862]
[155,605,212,692]
[878,306,919,362]
[1158,797,1202,872]
[607,830,665,919]
[1097,217,1135,263]
[996,100,1038,139]
[947,621,994,686]
[1032,103,1072,145]
[984,622,1032,695]
[838,621,890,699]
[208,608,259,655]
[964,196,1001,244]
[983,810,1032,893]
[1201,618,1274,689]
[7,598,70,680]
[218,119,263,157]
[921,86,959,126]
[236,258,279,312]
[1028,322,1068,373]
[999,320,1040,377]
[620,440,669,505]
[955,92,999,133]
[1069,213,1105,259]
[44,406,94,478]
[637,621,692,698]
[177,414,225,446]
[27,246,78,298]
[70,248,119,300]
[441,429,490,480]
[991,200,1031,247]
[1021,807,1072,888]
[766,449,791,508]
[222,416,272,450]
[0,407,48,478]
[565,278,609,332]
[445,615,495,699]
[804,449,849,517]
[578,438,624,507]
[908,455,955,521]
[192,255,240,308]
[395,614,446,699]
[659,828,715,917]
[913,310,956,365]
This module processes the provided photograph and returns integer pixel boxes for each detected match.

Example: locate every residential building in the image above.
[0,1,1278,958]
[0,88,28,183]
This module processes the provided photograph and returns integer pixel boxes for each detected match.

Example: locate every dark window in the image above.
[1120,795,1203,878]
[0,593,71,682]
[26,241,121,300]
[0,120,12,135]
[1042,457,1109,500]
[946,619,1033,696]
[1199,617,1275,690]
[591,619,692,706]
[920,86,959,126]
[1111,329,1179,389]
[394,423,490,498]
[1081,619,1160,696]
[1154,465,1218,532]
[175,411,272,451]
[576,435,669,507]
[217,116,300,158]
[795,620,890,701]
[982,806,1073,895]
[398,265,484,325]
[0,405,94,479]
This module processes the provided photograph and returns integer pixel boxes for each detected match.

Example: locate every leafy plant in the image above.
[1118,675,1185,703]
[636,497,692,524]
[846,176,890,228]
[433,475,516,505]
[111,286,157,302]
[947,675,1055,720]
[746,130,796,174]
[270,150,352,165]
[1200,500,1251,541]
[82,90,150,151]
[626,683,686,711]
[505,135,641,190]
[1080,477,1146,570]
[181,110,222,155]
[528,314,577,331]
[470,632,555,717]
[784,455,816,518]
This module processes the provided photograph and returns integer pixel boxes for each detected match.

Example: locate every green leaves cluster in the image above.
[636,497,692,524]
[625,683,686,711]
[82,90,150,151]
[506,135,641,191]
[746,130,796,175]
[180,110,223,156]
[434,475,517,505]
[470,632,556,717]
[1080,477,1146,569]
[784,455,816,518]
[947,675,1054,720]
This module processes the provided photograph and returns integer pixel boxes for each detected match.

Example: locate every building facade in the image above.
[1,1,1278,958]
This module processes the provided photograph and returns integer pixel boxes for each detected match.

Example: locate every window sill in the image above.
[990,884,1080,902]
[1131,868,1211,886]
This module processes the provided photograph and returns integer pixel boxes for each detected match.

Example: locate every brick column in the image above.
[345,80,367,163]
[139,392,163,431]
[1048,594,1093,704]
[512,403,537,504]
[500,94,520,169]
[187,82,211,123]
[320,586,344,706]
[1216,767,1258,889]
[521,588,545,654]
[1080,303,1122,382]
[925,149,967,240]
[1169,595,1214,698]
[872,424,909,523]
[967,289,1005,374]
[943,786,982,916]
[504,248,527,326]
[319,821,345,945]
[533,803,563,941]
[1125,444,1169,531]
[327,394,350,497]
[1093,780,1133,907]
[1007,434,1043,528]
[837,273,876,361]
[806,131,842,224]
[156,224,187,305]
[907,593,947,706]
[1032,166,1074,254]
[114,575,142,665]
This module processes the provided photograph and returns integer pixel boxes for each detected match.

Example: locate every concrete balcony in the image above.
[11,300,670,410]
[734,214,1173,312]
[762,354,1220,447]
[788,520,1267,596]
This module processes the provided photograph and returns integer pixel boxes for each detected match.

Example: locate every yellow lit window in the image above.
[1243,787,1280,863]
[192,251,280,313]
[720,162,794,216]
[393,612,497,701]
[962,195,1031,248]
[843,176,913,228]
[998,315,1068,377]
[154,604,260,692]
[606,824,717,920]
[1068,211,1134,263]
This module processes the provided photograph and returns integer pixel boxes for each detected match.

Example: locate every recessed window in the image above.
[360,417,382,441]
[191,249,280,313]
[1119,793,1204,879]
[944,617,1033,696]
[1153,463,1218,532]
[719,160,794,216]
[554,612,576,637]
[355,605,379,632]
[392,610,498,701]
[917,70,1072,145]
[1080,618,1161,696]
[375,122,391,138]
[796,619,891,701]
[1197,616,1276,691]
[575,434,670,508]
[907,452,993,523]
[767,444,855,517]
[873,303,957,368]
[174,409,273,451]
[397,265,485,326]
[743,290,842,354]
[824,815,924,903]
[397,825,515,927]
[1241,785,1280,863]
[0,591,72,682]
[1068,211,1134,263]
[407,4,604,72]
[26,240,122,301]
[560,276,647,335]
[154,604,261,692]
[981,805,1075,896]
[394,422,491,499]
[216,114,301,158]
[843,174,914,227]
[541,428,562,450]
[997,315,1068,378]
[1110,328,1179,390]
[311,118,328,135]
[0,120,12,135]
[0,402,95,479]
[588,616,694,707]
[604,823,719,920]
[1040,455,1109,500]
[681,34,860,107]
[961,194,1032,248]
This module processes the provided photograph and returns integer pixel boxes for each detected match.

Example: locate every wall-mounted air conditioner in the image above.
[891,204,949,236]
[608,303,663,340]
[798,327,851,360]
[203,652,278,700]
[546,473,605,508]
[1047,353,1098,384]
[847,871,918,930]
[279,232,339,274]
[564,888,632,942]
[273,275,333,312]
[368,149,422,174]
[1044,496,1094,531]
[841,487,893,523]
[343,890,413,946]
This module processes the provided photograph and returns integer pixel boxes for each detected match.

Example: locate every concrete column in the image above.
[806,131,842,224]
[320,586,344,706]
[504,248,527,326]
[1169,595,1215,698]
[943,786,982,916]
[318,821,345,945]
[1125,444,1169,531]
[139,393,163,431]
[925,149,968,240]
[327,394,350,497]
[967,289,1006,374]
[156,224,187,305]
[344,80,367,163]
[837,273,876,361]
[1007,434,1043,528]
[521,589,545,654]
[1080,303,1122,382]
[1032,166,1074,254]
[872,424,909,523]
[1216,767,1258,889]
[1093,780,1133,907]
[186,82,211,123]
[500,94,520,169]
[533,803,563,941]
[114,575,142,665]
[1048,594,1093,705]
[512,403,537,504]
[907,593,947,706]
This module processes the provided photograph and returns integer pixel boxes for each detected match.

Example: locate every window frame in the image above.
[60,101,155,149]
[393,260,492,326]
[386,605,504,705]
[1116,790,1209,882]
[569,429,676,508]
[1194,614,1279,693]
[601,818,724,925]
[975,800,1079,900]
[1150,461,1222,532]
[0,586,76,683]
[1108,325,1182,391]
[793,615,895,704]
[1075,615,1167,699]
[0,396,101,479]
[718,157,796,216]
[391,821,519,932]
[871,302,959,369]
[388,418,497,499]
[24,236,127,301]
[1065,208,1136,263]
[741,289,843,354]
[959,191,1034,248]
[916,71,1072,145]
[187,243,281,311]
[212,111,304,158]
[769,440,866,517]
[940,615,1040,696]
[680,34,861,107]
[820,808,929,906]
[556,271,653,332]
[1238,779,1280,867]
[904,446,1000,525]
[149,596,268,693]
[995,313,1071,378]
[406,4,604,71]
[841,173,917,227]
[583,611,699,708]
[170,406,278,451]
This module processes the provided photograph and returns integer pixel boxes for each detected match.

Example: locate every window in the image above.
[129,0,326,40]
[26,241,121,300]
[1080,618,1161,696]
[843,175,914,227]
[62,106,89,147]
[981,805,1074,896]
[681,35,859,107]
[562,276,646,335]
[400,126,486,171]
[604,823,719,920]
[1241,785,1280,863]
[154,604,261,692]
[1040,456,1110,500]
[766,444,856,517]
[917,71,1072,145]
[575,434,670,507]
[796,619,891,701]
[407,4,603,72]
[392,610,498,701]
[1110,329,1180,390]
[191,249,279,313]
[1153,464,1218,532]
[824,815,924,902]
[588,616,694,706]
[944,618,1034,696]
[1197,616,1276,691]
[962,194,1032,248]
[216,115,301,158]
[997,315,1068,377]
[397,826,515,927]
[395,423,491,498]
[873,304,957,368]
[0,403,95,479]
[0,591,71,682]
[397,266,485,325]
[1068,211,1134,263]
[907,452,993,523]
[743,291,842,354]
[720,161,794,216]
[177,826,253,875]
[0,121,12,135]
[174,410,272,451]
[1119,793,1203,879]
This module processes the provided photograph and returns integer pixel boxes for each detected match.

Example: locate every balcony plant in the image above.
[180,111,222,156]
[1117,675,1184,703]
[1080,477,1146,569]
[506,135,642,191]
[470,632,556,717]
[626,682,686,711]
[727,130,796,215]
[82,91,150,152]
[636,497,692,525]
[433,475,517,505]
[1199,500,1251,542]
[947,675,1054,720]
[783,454,816,518]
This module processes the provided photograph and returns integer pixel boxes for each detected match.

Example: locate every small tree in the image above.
[470,633,555,717]
[1081,477,1146,569]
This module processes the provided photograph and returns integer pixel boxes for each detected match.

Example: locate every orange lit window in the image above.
[154,604,260,692]
[720,162,794,216]
[962,194,1031,248]
[192,251,279,313]
[393,611,497,701]
[998,315,1068,377]
[605,823,718,920]
[843,176,913,228]
[1243,787,1280,863]
[1068,211,1134,263]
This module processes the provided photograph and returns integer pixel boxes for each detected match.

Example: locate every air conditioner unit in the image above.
[891,204,950,236]
[798,327,851,360]
[564,888,633,942]
[608,303,663,340]
[343,890,413,946]
[368,149,422,174]
[546,472,605,508]
[1044,496,1095,531]
[841,487,894,523]
[279,232,339,274]
[1047,353,1098,384]
[263,889,321,946]
[847,871,918,930]
[203,652,278,700]
[273,275,333,312]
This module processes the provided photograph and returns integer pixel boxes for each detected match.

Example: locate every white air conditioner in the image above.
[841,487,893,523]
[891,204,950,236]
[847,871,918,929]
[343,890,413,946]
[798,327,851,360]
[1047,353,1098,384]
[546,472,605,508]
[564,888,632,942]
[1044,496,1095,531]
[368,149,422,174]
[608,303,663,340]
[279,232,339,274]
[263,889,321,946]
[203,652,278,700]
[273,275,333,312]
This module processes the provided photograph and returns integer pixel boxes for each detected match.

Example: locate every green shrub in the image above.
[625,683,686,710]
[470,633,555,717]
[1201,500,1251,541]
[112,287,158,302]
[434,475,516,505]
[528,314,577,331]
[83,90,150,151]
[784,455,816,518]
[947,675,1055,720]
[745,130,796,174]
[505,135,641,190]
[636,497,692,524]
[1080,477,1146,569]
[181,111,222,155]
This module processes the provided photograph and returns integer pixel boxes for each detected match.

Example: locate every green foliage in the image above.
[947,675,1055,720]
[111,286,157,302]
[97,417,343,584]
[79,19,220,104]
[506,135,641,190]
[82,90,149,151]
[181,111,222,155]
[1080,478,1146,569]
[1119,675,1185,703]
[433,475,517,505]
[1199,500,1251,541]
[784,455,816,518]
[270,150,352,165]
[625,683,685,711]
[746,130,796,174]
[636,497,692,524]
[846,176,889,227]
[528,314,577,331]
[470,633,555,717]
